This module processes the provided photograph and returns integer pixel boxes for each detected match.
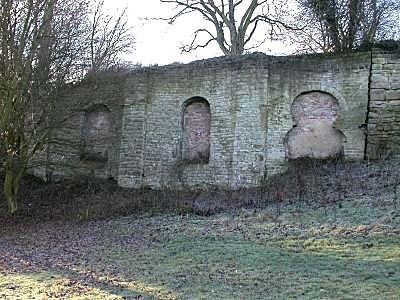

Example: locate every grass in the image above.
[0,272,129,300]
[0,194,399,299]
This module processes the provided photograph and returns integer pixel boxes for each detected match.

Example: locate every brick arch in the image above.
[285,91,345,159]
[81,104,113,162]
[182,97,211,163]
[294,88,348,113]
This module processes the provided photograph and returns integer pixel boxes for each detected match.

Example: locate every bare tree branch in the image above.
[159,0,297,55]
[0,0,135,214]
[88,0,135,72]
[291,0,400,53]
[180,28,216,52]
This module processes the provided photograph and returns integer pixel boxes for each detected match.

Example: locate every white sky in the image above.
[103,0,291,66]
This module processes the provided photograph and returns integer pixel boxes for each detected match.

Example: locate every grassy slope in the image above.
[1,195,399,299]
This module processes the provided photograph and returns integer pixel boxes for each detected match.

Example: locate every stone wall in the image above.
[44,71,127,180]
[118,52,372,189]
[266,52,371,175]
[44,50,400,190]
[367,50,400,159]
[118,58,262,189]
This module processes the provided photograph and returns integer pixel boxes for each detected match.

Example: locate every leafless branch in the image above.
[291,0,400,53]
[159,0,296,55]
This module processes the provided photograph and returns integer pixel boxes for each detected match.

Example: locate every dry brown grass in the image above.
[0,158,399,223]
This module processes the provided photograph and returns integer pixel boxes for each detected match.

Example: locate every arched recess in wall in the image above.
[285,91,346,160]
[182,97,211,163]
[81,104,113,162]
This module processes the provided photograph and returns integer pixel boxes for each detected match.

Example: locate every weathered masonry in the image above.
[39,49,400,190]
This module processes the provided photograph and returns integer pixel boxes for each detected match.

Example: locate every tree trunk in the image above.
[3,160,25,215]
[3,158,25,215]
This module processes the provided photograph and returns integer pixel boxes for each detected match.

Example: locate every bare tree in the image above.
[160,0,297,56]
[292,0,400,53]
[89,0,134,71]
[0,0,134,214]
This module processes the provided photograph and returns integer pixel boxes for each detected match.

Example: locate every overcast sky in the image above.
[103,0,291,66]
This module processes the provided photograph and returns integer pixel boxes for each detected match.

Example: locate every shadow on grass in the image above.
[0,247,179,299]
[1,212,399,299]
[94,235,400,299]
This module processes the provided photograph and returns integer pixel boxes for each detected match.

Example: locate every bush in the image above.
[1,158,399,223]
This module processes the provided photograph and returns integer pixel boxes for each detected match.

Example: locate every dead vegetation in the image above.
[0,192,399,299]
[0,158,399,299]
[0,158,399,224]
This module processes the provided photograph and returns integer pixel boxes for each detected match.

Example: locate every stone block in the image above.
[386,90,400,100]
[370,89,385,101]
[390,75,400,90]
[371,74,389,89]
[369,100,386,108]
[389,100,400,106]
[372,58,386,64]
